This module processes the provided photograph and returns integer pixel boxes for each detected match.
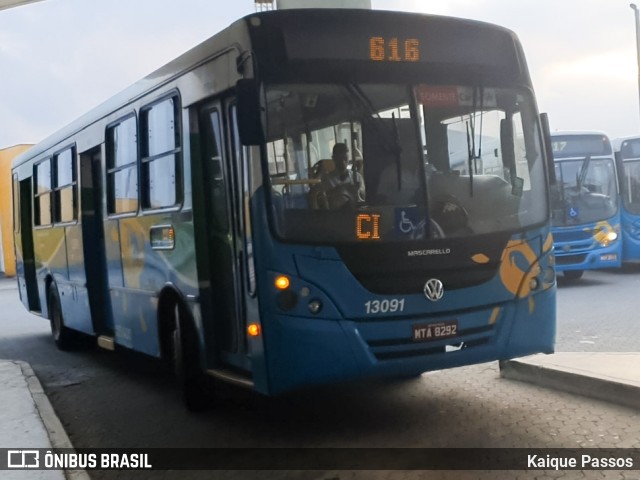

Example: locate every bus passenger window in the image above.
[107,116,138,214]
[34,159,52,226]
[141,97,180,209]
[54,147,77,223]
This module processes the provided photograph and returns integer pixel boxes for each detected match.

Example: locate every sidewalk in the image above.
[500,352,640,410]
[0,360,90,480]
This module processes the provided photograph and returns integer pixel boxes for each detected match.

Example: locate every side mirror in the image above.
[236,79,265,146]
[540,113,556,185]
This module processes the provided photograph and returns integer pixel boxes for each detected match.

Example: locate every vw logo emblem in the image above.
[424,278,444,302]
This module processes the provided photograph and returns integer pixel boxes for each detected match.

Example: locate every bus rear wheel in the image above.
[172,303,209,412]
[48,287,76,351]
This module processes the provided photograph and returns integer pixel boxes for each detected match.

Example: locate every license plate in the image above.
[412,320,458,342]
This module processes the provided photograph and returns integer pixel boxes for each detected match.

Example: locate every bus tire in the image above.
[172,303,209,412]
[563,270,584,281]
[48,286,76,351]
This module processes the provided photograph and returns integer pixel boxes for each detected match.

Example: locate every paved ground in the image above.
[65,361,639,480]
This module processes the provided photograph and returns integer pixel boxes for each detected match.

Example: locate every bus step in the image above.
[97,335,115,351]
[206,368,254,390]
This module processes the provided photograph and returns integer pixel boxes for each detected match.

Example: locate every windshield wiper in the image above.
[391,111,402,190]
[465,86,484,197]
[577,155,592,193]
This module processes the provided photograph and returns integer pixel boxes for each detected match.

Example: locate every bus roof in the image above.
[551,130,611,138]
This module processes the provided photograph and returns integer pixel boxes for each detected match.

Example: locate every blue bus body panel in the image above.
[250,194,556,395]
[263,288,555,395]
[552,217,621,272]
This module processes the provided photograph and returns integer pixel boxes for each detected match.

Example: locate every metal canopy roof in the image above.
[0,0,43,12]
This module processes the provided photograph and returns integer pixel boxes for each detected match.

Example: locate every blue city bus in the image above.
[550,132,621,280]
[12,7,556,410]
[614,135,640,262]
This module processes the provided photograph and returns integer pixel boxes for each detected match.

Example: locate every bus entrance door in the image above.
[198,103,250,373]
[80,147,113,339]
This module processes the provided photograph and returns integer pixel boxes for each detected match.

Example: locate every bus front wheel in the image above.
[172,303,209,412]
[48,287,76,351]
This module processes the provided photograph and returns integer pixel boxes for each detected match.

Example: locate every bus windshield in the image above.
[264,83,547,243]
[550,134,619,227]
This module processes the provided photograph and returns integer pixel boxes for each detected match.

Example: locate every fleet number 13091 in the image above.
[364,298,406,314]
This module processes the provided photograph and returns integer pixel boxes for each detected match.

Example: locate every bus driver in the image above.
[321,143,365,208]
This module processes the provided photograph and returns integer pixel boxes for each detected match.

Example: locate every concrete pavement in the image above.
[1,351,637,457]
[3,353,637,479]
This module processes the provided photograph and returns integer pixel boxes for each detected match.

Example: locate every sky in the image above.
[1,0,639,148]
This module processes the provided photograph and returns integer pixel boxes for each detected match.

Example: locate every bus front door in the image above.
[199,103,249,372]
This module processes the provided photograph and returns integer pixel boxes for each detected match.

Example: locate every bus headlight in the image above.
[599,231,618,247]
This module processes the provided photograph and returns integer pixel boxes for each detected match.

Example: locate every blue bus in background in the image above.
[550,132,621,280]
[614,135,640,262]
[12,7,557,411]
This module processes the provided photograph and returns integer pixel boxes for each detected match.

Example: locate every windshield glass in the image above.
[551,158,618,226]
[264,83,548,243]
[550,133,618,227]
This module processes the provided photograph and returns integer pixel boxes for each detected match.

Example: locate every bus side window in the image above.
[141,97,181,209]
[34,159,52,226]
[54,147,77,223]
[106,115,139,215]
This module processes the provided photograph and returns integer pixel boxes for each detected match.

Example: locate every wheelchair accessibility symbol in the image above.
[568,207,579,218]
[396,208,425,238]
[399,210,415,234]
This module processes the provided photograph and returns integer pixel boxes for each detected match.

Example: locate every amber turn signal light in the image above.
[274,275,290,290]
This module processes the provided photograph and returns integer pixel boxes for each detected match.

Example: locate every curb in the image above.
[499,358,640,411]
[16,361,91,480]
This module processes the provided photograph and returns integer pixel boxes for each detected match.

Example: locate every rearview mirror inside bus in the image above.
[237,79,265,145]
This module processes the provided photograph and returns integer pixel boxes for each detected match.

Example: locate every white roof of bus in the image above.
[551,130,611,138]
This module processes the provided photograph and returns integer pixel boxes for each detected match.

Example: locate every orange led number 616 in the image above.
[369,36,420,62]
